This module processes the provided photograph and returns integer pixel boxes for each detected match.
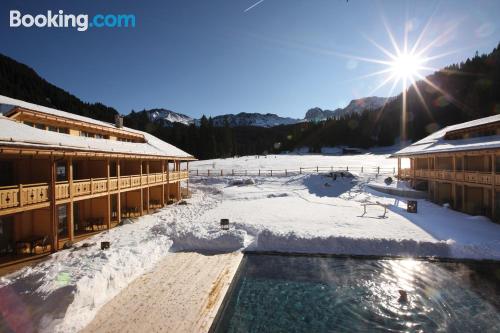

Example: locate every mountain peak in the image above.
[146,108,194,126]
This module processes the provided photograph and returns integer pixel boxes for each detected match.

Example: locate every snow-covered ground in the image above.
[191,152,398,173]
[1,153,500,332]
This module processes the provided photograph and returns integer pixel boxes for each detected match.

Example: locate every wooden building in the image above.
[0,95,194,263]
[393,115,500,223]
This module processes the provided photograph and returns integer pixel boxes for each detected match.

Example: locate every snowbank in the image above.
[252,230,452,257]
[0,190,218,333]
[170,228,246,252]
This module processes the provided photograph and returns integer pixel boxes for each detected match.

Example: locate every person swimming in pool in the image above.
[398,290,408,303]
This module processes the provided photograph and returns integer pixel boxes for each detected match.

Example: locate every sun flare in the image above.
[390,52,425,82]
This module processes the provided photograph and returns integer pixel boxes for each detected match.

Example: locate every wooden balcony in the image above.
[0,171,189,215]
[403,168,499,187]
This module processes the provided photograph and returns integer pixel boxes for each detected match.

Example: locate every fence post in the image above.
[232,169,234,176]
[196,169,199,176]
[316,166,319,173]
[245,170,247,176]
[221,170,223,176]
[271,170,273,176]
[347,166,349,172]
[393,167,395,174]
[377,166,380,175]
[259,169,261,176]
[285,169,287,176]
[361,166,363,173]
[208,170,210,176]
[331,166,333,172]
[300,167,302,174]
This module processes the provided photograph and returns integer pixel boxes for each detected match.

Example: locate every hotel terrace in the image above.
[394,114,500,223]
[0,95,194,265]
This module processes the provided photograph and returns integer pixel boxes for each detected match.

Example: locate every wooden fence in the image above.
[189,166,396,177]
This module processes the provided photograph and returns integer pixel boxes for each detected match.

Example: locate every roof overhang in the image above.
[0,143,196,161]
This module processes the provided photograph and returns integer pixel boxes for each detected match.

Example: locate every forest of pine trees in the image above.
[1,42,499,160]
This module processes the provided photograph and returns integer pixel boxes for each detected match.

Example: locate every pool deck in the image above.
[81,251,243,333]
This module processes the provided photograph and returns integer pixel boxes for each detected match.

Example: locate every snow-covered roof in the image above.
[0,96,194,159]
[392,114,500,157]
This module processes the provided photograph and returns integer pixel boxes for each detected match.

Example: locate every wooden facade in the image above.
[0,105,193,264]
[396,121,500,223]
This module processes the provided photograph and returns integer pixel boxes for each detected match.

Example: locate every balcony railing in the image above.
[0,170,189,212]
[401,168,498,186]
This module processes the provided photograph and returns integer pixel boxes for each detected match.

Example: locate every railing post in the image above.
[49,157,57,252]
[90,178,94,195]
[19,184,24,207]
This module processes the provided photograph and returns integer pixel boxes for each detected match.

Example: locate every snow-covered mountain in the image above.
[333,96,389,118]
[304,107,339,122]
[208,112,301,127]
[141,96,391,128]
[304,97,390,122]
[146,108,194,126]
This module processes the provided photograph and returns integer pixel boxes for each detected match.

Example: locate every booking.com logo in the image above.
[9,10,136,32]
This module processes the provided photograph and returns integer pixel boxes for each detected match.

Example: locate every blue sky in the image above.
[1,0,499,119]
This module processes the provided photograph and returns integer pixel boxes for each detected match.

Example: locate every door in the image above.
[0,217,14,255]
[0,161,14,186]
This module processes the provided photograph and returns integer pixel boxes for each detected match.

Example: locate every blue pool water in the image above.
[213,254,500,333]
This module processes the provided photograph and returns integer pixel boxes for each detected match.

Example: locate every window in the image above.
[80,131,94,138]
[59,128,69,134]
[56,162,67,181]
[48,126,58,132]
[57,205,68,239]
[35,123,46,130]
[95,134,105,139]
[24,121,34,127]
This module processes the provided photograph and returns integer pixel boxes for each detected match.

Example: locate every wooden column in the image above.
[492,153,496,220]
[68,157,74,241]
[462,185,466,213]
[186,161,189,196]
[411,158,416,187]
[49,157,57,252]
[117,160,121,224]
[161,160,165,206]
[176,161,181,201]
[106,159,111,230]
[451,155,456,208]
[146,161,150,214]
[166,161,170,204]
[139,160,144,216]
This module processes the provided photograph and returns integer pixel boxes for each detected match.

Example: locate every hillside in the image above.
[0,53,118,123]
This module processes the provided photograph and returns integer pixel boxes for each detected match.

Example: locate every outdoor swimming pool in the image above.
[213,254,500,332]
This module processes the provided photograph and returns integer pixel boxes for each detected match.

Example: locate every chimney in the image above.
[115,115,123,128]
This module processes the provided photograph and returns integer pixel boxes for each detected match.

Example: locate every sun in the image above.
[389,52,424,82]
[336,16,460,142]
